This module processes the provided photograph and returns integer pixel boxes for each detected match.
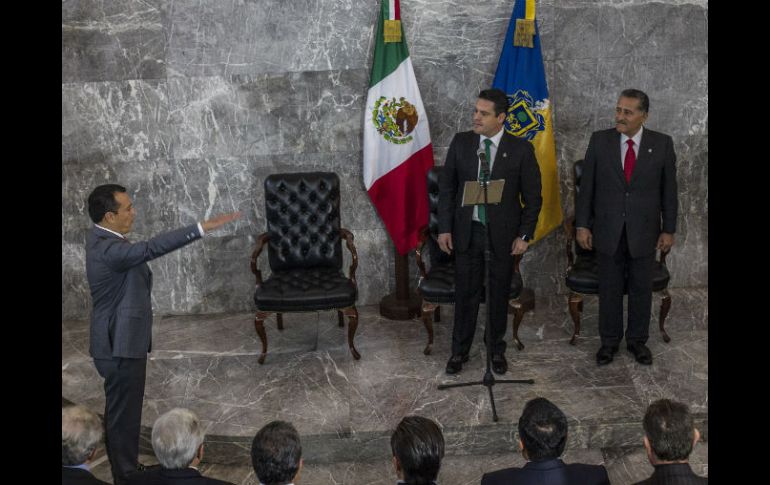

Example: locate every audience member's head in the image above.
[251,421,303,485]
[643,398,700,465]
[390,416,445,485]
[62,405,103,467]
[151,408,206,470]
[517,397,569,461]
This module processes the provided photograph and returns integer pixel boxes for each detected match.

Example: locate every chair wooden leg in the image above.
[509,288,535,351]
[421,301,436,355]
[659,289,672,343]
[254,312,270,364]
[276,313,284,331]
[344,306,361,360]
[434,306,441,323]
[337,310,344,327]
[568,292,583,345]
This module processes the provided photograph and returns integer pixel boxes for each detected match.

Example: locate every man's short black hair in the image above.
[390,416,445,485]
[251,421,302,485]
[517,397,568,461]
[643,399,695,462]
[620,88,650,113]
[478,88,510,117]
[87,184,126,223]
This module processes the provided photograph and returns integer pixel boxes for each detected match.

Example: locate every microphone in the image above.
[477,147,490,182]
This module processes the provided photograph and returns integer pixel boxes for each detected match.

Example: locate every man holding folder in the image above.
[438,88,542,375]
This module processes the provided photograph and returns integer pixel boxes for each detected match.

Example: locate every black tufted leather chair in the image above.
[414,166,535,355]
[250,172,360,364]
[565,160,672,345]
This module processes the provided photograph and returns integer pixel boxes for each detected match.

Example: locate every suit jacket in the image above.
[62,466,110,485]
[575,127,677,258]
[125,467,236,485]
[632,463,707,485]
[438,130,542,255]
[481,458,610,485]
[86,225,202,359]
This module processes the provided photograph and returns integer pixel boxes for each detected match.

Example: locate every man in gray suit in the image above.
[576,89,678,366]
[86,184,240,485]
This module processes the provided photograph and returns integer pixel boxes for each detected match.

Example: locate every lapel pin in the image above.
[648,148,652,153]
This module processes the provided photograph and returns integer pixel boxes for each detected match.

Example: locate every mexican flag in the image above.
[363,0,434,255]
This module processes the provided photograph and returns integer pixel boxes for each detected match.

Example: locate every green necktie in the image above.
[478,138,492,225]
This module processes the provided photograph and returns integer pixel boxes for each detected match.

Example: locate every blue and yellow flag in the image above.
[493,0,562,243]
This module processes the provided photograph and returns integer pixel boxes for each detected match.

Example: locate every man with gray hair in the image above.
[62,404,110,485]
[126,408,234,485]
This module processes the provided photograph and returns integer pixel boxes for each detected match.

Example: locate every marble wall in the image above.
[62,0,708,318]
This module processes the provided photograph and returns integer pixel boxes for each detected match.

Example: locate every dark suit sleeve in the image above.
[661,134,678,234]
[438,134,460,234]
[518,141,542,238]
[575,132,598,229]
[100,225,202,272]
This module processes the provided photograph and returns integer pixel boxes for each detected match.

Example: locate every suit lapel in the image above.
[468,132,481,179]
[490,132,510,179]
[631,129,655,185]
[608,130,627,186]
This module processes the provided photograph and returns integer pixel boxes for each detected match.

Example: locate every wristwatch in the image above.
[520,234,530,242]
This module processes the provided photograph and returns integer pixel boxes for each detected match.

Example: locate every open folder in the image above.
[462,179,505,206]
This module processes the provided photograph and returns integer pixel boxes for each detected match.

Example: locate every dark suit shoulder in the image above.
[564,462,610,482]
[62,467,111,485]
[452,130,477,144]
[640,127,672,140]
[501,131,531,149]
[480,466,523,484]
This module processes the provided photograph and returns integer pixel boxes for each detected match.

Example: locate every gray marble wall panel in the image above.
[63,0,707,318]
[62,0,167,83]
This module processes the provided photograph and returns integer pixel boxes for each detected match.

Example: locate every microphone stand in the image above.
[437,154,534,422]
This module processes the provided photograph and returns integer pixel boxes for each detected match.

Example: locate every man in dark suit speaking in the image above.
[85,184,240,485]
[438,88,542,375]
[576,89,678,366]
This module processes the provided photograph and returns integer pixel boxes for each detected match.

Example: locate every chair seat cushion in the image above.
[418,262,523,303]
[566,252,671,294]
[255,267,357,312]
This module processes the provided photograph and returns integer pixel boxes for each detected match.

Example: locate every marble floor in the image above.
[63,287,708,484]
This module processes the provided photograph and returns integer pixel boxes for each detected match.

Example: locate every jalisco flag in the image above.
[364,0,434,255]
[492,0,563,242]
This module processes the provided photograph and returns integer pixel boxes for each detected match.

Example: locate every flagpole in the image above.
[379,246,421,320]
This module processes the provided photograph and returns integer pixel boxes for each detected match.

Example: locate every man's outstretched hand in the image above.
[201,212,242,233]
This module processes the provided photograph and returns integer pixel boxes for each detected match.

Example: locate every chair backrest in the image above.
[264,172,342,271]
[574,159,584,200]
[572,159,592,257]
[427,166,454,266]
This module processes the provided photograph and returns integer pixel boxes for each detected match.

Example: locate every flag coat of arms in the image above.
[364,0,434,255]
[492,0,563,242]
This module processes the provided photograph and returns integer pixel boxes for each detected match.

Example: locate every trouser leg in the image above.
[94,357,147,485]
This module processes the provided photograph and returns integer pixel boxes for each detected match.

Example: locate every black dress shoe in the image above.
[445,354,469,374]
[627,342,652,365]
[596,345,619,366]
[491,353,508,375]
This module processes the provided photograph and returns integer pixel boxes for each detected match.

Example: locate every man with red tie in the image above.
[575,89,678,366]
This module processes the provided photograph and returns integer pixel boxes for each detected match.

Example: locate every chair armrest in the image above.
[659,247,670,265]
[414,225,430,278]
[250,233,270,286]
[340,228,358,284]
[564,215,576,268]
[513,253,523,274]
